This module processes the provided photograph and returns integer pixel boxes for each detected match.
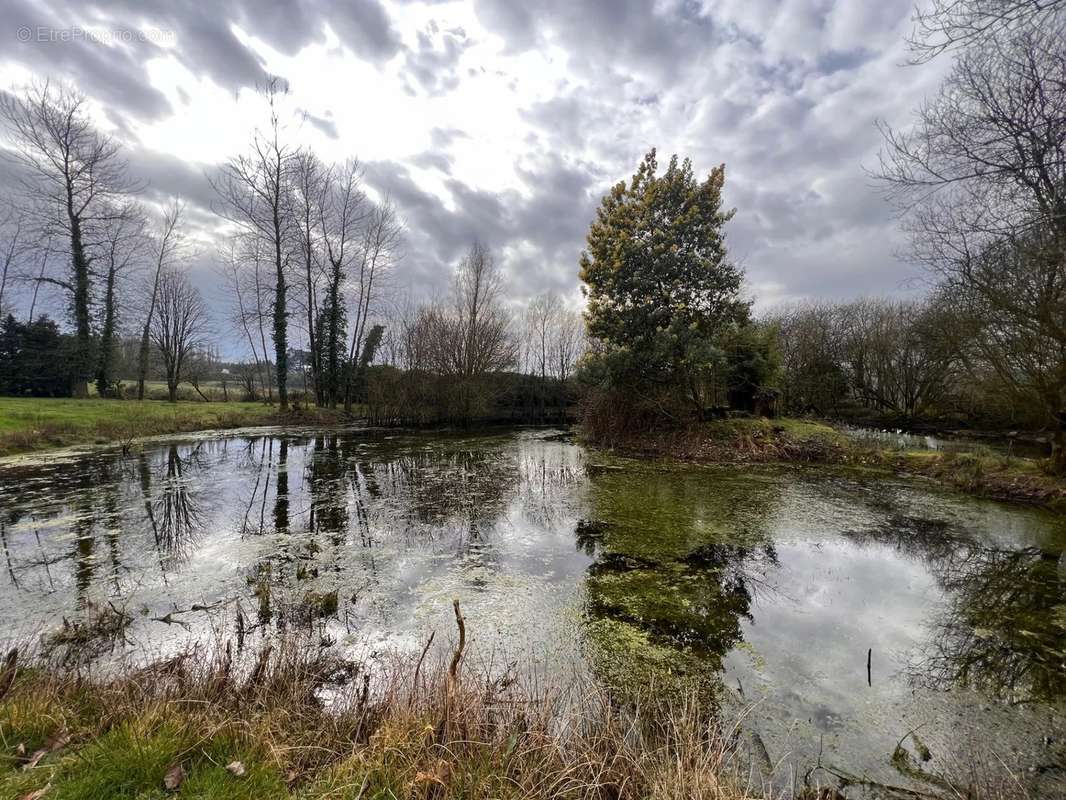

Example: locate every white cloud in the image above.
[0,0,950,345]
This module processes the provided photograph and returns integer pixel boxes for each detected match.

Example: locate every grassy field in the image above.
[0,397,339,458]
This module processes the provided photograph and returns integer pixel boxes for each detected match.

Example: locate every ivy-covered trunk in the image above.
[68,213,93,397]
[272,207,288,411]
[95,266,118,397]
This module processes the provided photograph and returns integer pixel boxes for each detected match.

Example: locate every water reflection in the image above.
[576,467,784,692]
[0,431,1063,794]
[843,512,1066,703]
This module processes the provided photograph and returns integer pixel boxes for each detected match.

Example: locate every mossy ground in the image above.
[0,397,347,458]
[587,416,1066,511]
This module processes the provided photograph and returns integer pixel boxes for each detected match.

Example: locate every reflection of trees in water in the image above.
[274,439,290,534]
[0,454,132,609]
[579,472,782,684]
[514,445,585,529]
[239,438,275,536]
[139,445,208,569]
[237,435,539,630]
[585,538,779,660]
[308,436,350,542]
[370,445,521,528]
[0,433,578,638]
[843,514,1066,703]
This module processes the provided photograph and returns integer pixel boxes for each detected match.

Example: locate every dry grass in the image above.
[900,449,1066,512]
[583,416,847,465]
[0,632,770,800]
[0,601,1036,800]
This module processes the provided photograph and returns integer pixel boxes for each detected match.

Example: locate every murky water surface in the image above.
[1,428,1063,794]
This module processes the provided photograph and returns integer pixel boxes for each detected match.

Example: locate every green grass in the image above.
[0,638,760,800]
[702,416,842,444]
[0,633,1025,800]
[0,397,341,457]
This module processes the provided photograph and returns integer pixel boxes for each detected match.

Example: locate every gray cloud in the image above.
[0,0,950,330]
[363,151,600,303]
[0,0,404,120]
[299,108,339,139]
[401,23,472,95]
[124,148,216,211]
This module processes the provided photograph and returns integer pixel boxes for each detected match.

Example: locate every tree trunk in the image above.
[1051,410,1066,475]
[273,210,289,412]
[167,381,177,402]
[305,245,319,407]
[95,268,117,397]
[136,331,151,400]
[137,268,163,400]
[69,215,94,395]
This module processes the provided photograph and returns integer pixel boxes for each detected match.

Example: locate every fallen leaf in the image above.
[163,763,186,791]
[414,771,447,787]
[16,742,25,755]
[18,783,51,800]
[22,749,48,770]
[225,760,246,777]
[22,730,70,770]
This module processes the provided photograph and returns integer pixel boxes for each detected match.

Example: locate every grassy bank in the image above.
[0,398,346,458]
[592,417,1066,511]
[1,628,1026,800]
[0,635,762,800]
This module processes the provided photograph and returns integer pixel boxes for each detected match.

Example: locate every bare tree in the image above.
[289,150,327,403]
[343,197,403,411]
[0,80,140,394]
[878,20,1066,467]
[768,301,849,414]
[211,79,295,410]
[909,0,1065,61]
[151,270,212,402]
[0,205,28,315]
[551,307,586,384]
[94,200,147,396]
[450,241,517,421]
[525,292,561,419]
[316,159,368,407]
[220,238,270,401]
[137,200,187,400]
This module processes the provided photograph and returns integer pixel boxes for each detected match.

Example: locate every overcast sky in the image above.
[0,0,950,344]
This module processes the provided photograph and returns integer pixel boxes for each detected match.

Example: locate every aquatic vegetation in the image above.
[299,590,339,619]
[40,602,133,665]
[1,428,1063,795]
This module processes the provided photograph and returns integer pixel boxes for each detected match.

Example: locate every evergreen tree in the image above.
[579,149,749,419]
[0,315,74,397]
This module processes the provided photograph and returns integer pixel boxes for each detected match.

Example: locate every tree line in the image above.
[0,78,587,419]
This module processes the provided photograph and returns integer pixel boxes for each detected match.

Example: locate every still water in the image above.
[0,428,1063,794]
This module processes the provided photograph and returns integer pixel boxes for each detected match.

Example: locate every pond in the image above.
[838,424,1052,459]
[0,428,1063,795]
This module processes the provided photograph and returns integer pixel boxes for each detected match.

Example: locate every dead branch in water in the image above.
[448,599,466,682]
